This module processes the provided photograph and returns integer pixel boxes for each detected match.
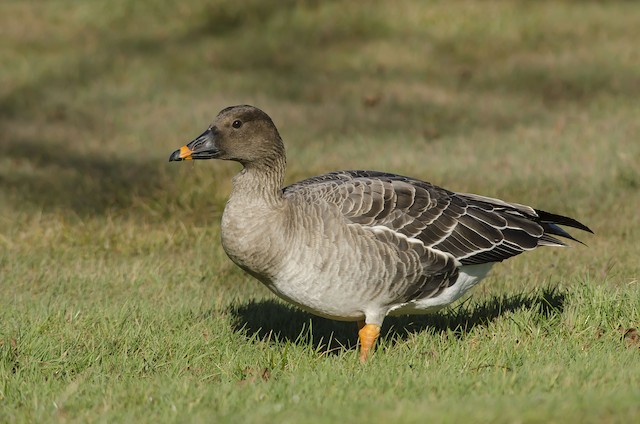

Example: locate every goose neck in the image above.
[232,156,286,204]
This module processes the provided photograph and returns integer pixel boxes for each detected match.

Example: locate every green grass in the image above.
[1,0,639,422]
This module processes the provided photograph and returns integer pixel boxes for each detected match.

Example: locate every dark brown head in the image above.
[169,105,284,167]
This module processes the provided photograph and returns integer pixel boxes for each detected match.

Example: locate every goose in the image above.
[169,105,592,361]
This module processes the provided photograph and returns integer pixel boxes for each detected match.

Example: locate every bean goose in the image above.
[169,105,592,361]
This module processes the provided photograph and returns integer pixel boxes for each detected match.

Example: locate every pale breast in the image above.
[220,197,287,280]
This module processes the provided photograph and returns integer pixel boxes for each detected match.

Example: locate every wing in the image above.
[366,225,461,303]
[284,170,592,266]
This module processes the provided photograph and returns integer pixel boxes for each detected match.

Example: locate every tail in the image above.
[535,209,594,247]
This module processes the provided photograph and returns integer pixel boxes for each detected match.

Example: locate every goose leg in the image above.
[357,320,381,362]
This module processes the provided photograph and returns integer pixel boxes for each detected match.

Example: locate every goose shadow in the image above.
[229,288,565,354]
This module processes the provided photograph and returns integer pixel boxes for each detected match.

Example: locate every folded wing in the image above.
[283,170,592,266]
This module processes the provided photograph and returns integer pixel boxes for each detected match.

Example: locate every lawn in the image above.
[1,0,639,422]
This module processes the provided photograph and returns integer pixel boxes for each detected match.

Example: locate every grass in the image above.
[1,0,639,422]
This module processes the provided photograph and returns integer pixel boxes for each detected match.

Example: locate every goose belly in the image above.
[255,221,426,321]
[264,248,375,321]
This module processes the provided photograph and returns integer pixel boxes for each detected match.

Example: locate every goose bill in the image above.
[169,127,219,161]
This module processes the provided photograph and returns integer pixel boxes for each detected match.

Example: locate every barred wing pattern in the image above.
[283,170,592,267]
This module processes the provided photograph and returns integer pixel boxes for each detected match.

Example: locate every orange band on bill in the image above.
[179,145,193,160]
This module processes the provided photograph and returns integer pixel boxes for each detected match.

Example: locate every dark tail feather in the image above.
[535,209,594,246]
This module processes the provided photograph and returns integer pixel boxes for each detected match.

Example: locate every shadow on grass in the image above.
[0,135,168,215]
[229,287,565,355]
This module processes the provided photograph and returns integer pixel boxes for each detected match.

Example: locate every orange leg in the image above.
[357,320,381,362]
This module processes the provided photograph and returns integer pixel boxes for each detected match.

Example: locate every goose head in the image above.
[169,105,284,167]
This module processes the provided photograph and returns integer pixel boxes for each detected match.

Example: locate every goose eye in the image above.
[232,120,242,129]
